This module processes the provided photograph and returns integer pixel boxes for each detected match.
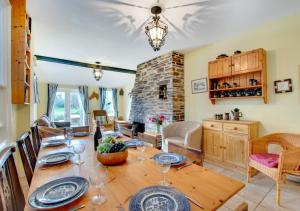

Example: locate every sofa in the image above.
[162,121,202,151]
[35,115,89,138]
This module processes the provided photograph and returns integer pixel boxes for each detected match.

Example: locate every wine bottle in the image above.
[94,121,102,151]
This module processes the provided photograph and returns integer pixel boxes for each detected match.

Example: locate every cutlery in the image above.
[176,163,192,171]
[68,204,85,211]
[186,195,204,209]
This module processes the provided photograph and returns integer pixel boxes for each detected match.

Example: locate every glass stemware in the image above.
[72,142,85,165]
[155,158,172,186]
[89,170,108,205]
[65,127,74,148]
[137,141,146,161]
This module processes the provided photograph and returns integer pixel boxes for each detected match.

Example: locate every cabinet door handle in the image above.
[210,124,214,127]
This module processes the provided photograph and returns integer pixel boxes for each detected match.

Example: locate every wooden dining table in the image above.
[24,135,245,211]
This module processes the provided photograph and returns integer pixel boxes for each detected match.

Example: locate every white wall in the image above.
[0,0,12,149]
[184,11,300,135]
[122,74,135,120]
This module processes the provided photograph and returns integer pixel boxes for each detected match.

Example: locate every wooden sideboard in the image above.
[203,119,259,173]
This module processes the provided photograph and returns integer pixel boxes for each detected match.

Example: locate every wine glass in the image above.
[137,141,146,161]
[155,158,172,186]
[65,127,74,148]
[89,170,108,205]
[72,142,85,165]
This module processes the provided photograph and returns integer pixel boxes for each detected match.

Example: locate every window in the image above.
[51,88,85,126]
[104,90,115,117]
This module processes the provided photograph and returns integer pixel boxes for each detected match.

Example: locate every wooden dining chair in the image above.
[17,132,37,185]
[0,146,25,211]
[30,123,42,155]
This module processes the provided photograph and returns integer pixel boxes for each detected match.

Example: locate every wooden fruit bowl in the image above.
[97,150,128,165]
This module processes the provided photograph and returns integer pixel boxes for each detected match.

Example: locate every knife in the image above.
[176,163,192,171]
[68,204,85,211]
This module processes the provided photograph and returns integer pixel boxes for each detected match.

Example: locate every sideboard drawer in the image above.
[203,121,223,131]
[223,123,249,134]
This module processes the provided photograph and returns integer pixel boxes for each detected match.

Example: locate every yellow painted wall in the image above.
[11,105,30,140]
[184,11,300,135]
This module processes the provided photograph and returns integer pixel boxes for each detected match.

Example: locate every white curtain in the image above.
[46,83,58,117]
[78,86,89,125]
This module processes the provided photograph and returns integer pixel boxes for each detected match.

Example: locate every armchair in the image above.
[162,121,202,150]
[162,121,203,165]
[92,110,114,131]
[247,133,300,206]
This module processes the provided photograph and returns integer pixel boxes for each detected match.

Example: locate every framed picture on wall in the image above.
[274,79,292,93]
[191,78,208,94]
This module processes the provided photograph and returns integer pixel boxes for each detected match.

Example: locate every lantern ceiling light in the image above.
[93,62,103,81]
[145,6,168,51]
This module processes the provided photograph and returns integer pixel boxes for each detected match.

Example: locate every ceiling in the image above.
[27,0,300,87]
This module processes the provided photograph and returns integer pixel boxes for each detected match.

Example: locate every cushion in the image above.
[166,137,185,146]
[35,115,51,127]
[35,115,57,128]
[95,116,108,125]
[250,153,279,168]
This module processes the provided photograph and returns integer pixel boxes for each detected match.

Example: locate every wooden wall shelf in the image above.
[208,48,267,104]
[11,0,32,104]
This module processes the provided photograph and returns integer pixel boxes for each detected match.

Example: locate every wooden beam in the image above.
[35,55,136,74]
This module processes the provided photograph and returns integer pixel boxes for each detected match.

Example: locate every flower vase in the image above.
[156,124,161,134]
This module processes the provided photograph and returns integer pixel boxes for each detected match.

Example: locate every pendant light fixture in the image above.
[93,62,103,81]
[145,6,168,51]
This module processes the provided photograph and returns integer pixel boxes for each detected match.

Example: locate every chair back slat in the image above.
[93,110,109,122]
[17,132,36,185]
[31,124,42,155]
[0,146,25,211]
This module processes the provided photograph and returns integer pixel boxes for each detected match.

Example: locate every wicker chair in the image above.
[247,133,300,206]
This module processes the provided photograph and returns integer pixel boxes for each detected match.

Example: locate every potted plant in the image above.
[149,114,165,134]
[97,136,128,165]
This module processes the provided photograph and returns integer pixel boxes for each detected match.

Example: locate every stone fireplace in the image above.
[129,52,184,131]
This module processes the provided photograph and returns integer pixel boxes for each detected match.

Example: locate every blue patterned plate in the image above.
[38,152,74,166]
[124,140,142,148]
[74,132,90,137]
[153,153,187,166]
[42,139,66,147]
[28,176,89,209]
[129,186,190,211]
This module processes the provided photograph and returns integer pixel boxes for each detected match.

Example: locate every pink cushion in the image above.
[250,153,279,168]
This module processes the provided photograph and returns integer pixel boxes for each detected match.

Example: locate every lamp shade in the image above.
[145,15,168,51]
